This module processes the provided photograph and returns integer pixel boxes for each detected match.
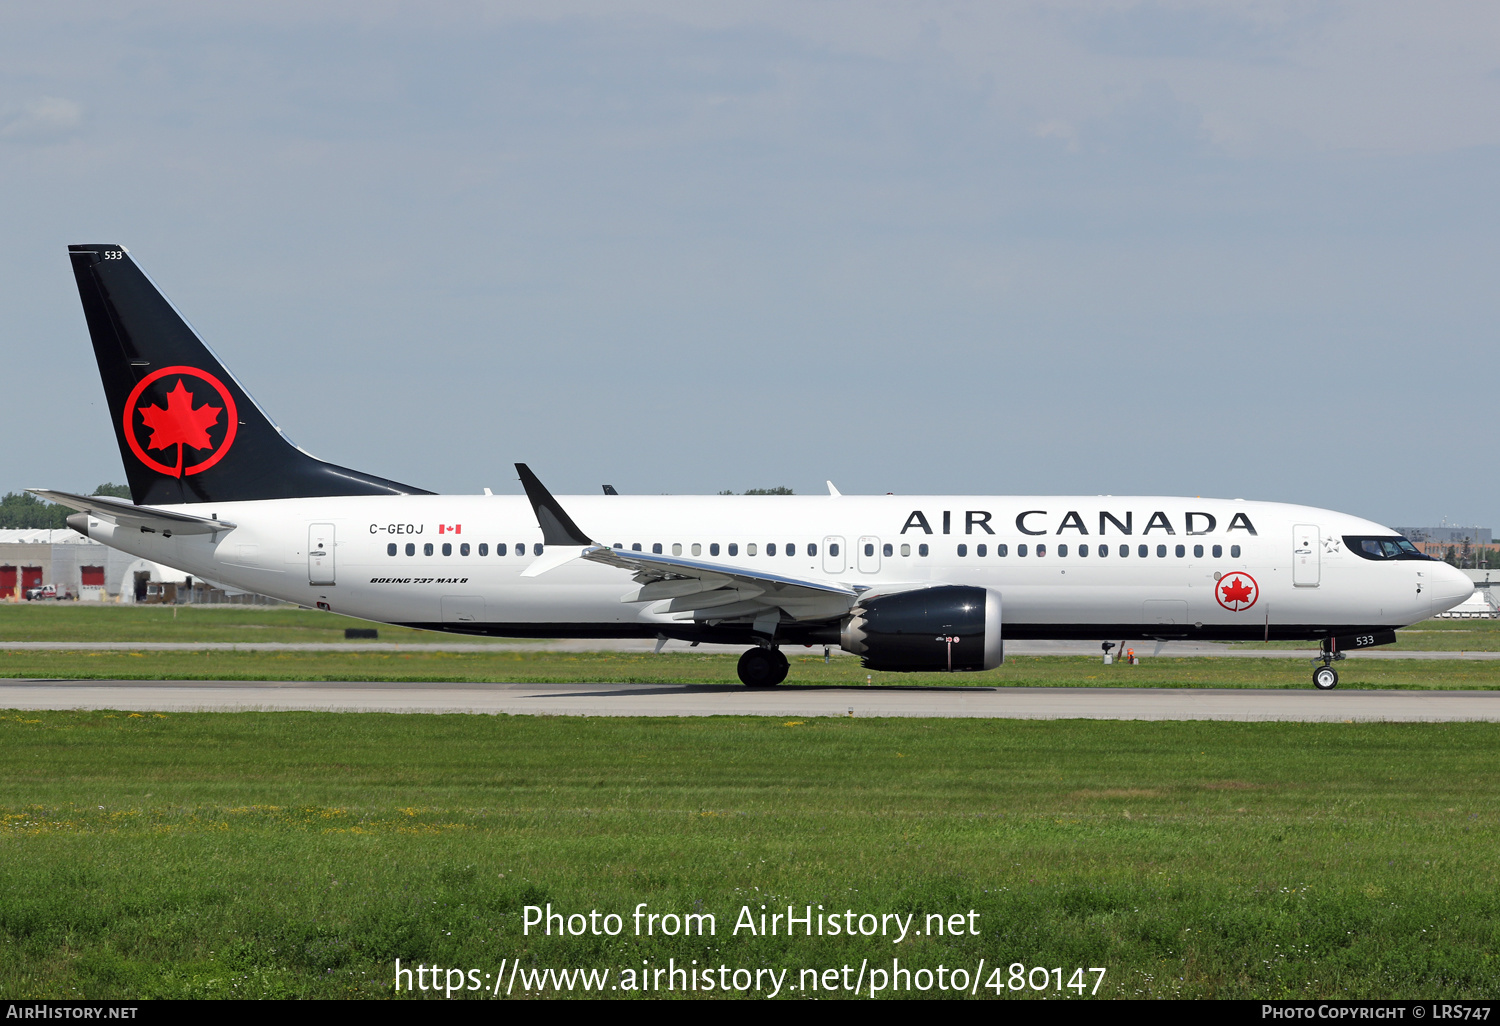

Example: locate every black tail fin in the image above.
[68,245,431,505]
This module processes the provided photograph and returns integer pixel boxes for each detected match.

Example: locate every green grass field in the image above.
[4,648,1500,689]
[4,601,1500,690]
[1,712,1498,1000]
[0,603,523,645]
[5,603,1499,651]
[1232,618,1500,652]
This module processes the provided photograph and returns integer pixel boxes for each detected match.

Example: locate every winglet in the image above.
[515,464,594,545]
[826,480,841,496]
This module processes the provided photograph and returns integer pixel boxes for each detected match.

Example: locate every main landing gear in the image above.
[1313,640,1345,690]
[738,647,789,687]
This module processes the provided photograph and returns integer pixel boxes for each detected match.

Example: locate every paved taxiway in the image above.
[3,680,1499,721]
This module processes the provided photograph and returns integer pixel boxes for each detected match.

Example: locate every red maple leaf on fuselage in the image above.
[137,379,222,472]
[1221,577,1254,605]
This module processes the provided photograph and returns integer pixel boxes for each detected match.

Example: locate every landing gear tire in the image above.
[1313,666,1339,690]
[738,648,783,687]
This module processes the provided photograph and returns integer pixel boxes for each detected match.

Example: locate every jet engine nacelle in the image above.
[840,586,1003,672]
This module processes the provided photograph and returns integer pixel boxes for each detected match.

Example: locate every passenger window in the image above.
[673,543,682,556]
[976,543,986,557]
[1058,544,1068,557]
[809,543,817,556]
[1212,544,1222,558]
[533,543,542,556]
[632,543,642,551]
[767,543,777,556]
[864,543,874,557]
[1193,544,1203,558]
[829,543,839,557]
[611,543,621,550]
[1137,544,1148,558]
[442,543,452,556]
[710,543,720,556]
[497,543,507,556]
[957,544,967,557]
[900,543,911,556]
[997,543,1008,557]
[1175,544,1185,558]
[918,544,929,557]
[728,543,738,556]
[748,543,758,556]
[1097,544,1107,558]
[1231,545,1241,558]
[882,543,893,557]
[1120,545,1129,557]
[460,543,470,556]
[479,543,489,556]
[424,543,434,556]
[387,543,397,556]
[1157,545,1167,557]
[652,543,662,554]
[1078,544,1088,557]
[516,543,525,556]
[787,543,796,556]
[1037,544,1047,557]
[1018,544,1028,557]
[690,543,700,556]
[405,542,415,556]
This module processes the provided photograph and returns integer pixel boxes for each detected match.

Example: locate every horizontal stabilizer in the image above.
[29,488,236,536]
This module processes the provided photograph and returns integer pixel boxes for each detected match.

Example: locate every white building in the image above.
[0,529,187,602]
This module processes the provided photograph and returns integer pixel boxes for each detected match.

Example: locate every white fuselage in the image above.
[79,493,1476,643]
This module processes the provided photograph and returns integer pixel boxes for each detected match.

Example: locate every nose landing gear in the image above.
[738,646,789,687]
[1312,640,1345,690]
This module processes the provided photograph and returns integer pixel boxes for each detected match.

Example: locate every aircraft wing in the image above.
[582,545,859,623]
[511,462,857,627]
[27,489,236,537]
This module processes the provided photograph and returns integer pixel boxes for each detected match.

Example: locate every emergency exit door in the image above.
[1293,524,1320,587]
[823,536,846,574]
[308,523,336,586]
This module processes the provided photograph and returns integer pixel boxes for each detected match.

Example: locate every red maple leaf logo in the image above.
[136,379,222,477]
[1220,577,1254,605]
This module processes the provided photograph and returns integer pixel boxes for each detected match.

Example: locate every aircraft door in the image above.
[823,536,846,574]
[308,523,336,586]
[857,536,882,574]
[1293,524,1320,587]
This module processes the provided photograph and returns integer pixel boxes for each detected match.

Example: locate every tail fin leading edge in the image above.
[68,244,431,505]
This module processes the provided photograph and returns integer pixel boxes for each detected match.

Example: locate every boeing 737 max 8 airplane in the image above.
[32,245,1476,689]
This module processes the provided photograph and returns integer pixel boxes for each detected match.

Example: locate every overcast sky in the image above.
[3,2,1497,527]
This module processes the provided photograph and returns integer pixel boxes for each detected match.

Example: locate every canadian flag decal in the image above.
[438,524,462,534]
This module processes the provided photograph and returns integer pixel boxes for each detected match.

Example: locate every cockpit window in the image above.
[1344,535,1429,561]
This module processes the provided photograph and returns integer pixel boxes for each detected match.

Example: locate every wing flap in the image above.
[582,546,857,623]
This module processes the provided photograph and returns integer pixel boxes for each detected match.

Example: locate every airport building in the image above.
[1395,525,1492,561]
[0,528,234,603]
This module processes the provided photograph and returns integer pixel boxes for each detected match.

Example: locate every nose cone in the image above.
[1429,562,1476,616]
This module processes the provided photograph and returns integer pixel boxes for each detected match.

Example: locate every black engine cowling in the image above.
[840,586,1002,672]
